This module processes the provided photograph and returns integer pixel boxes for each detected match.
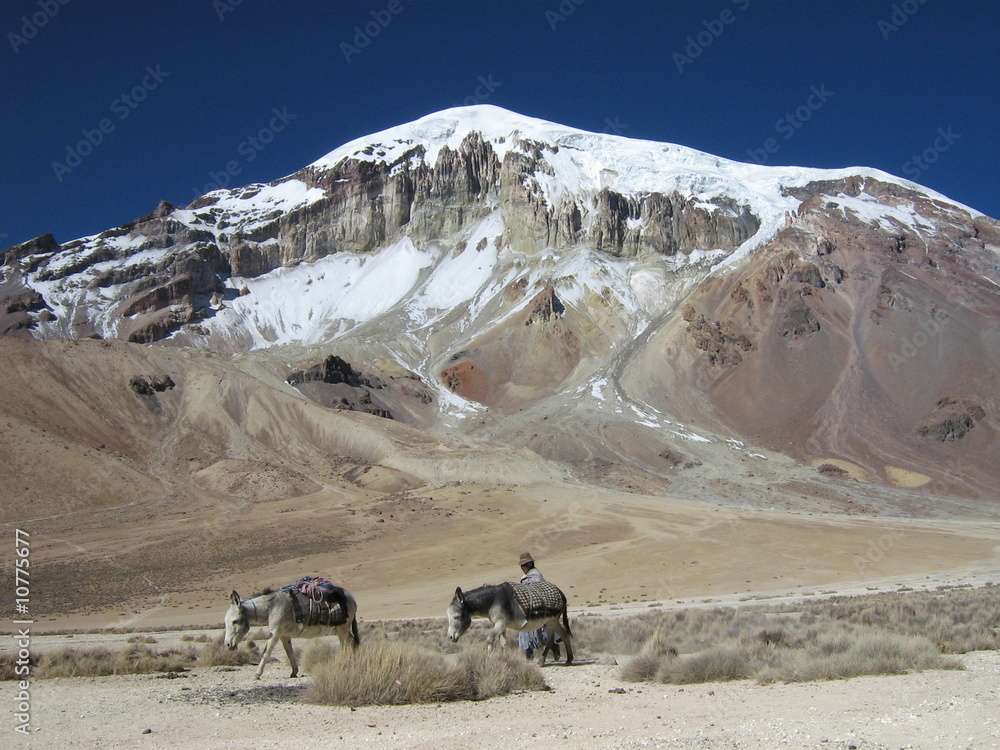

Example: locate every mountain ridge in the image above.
[3,104,998,501]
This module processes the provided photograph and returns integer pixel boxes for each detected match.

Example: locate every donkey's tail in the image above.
[561,600,572,638]
[350,615,360,648]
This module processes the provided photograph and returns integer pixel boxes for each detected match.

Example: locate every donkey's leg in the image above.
[487,621,505,652]
[550,621,574,665]
[335,624,349,651]
[281,637,298,678]
[540,632,558,663]
[537,623,557,667]
[256,633,280,679]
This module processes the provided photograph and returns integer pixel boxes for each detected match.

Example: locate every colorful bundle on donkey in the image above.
[281,576,350,627]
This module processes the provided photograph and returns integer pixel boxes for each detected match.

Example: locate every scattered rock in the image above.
[129,375,176,396]
[789,262,826,289]
[780,302,821,338]
[524,285,565,326]
[286,355,380,389]
[687,313,753,367]
[918,397,986,442]
[2,233,59,267]
[5,289,46,315]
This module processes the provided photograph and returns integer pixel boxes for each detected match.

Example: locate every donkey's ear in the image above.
[454,586,464,603]
[230,590,241,605]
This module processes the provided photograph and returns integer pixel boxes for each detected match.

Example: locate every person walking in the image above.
[519,552,544,584]
[517,552,559,660]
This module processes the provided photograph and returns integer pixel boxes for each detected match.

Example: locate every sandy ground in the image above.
[20,479,1000,633]
[13,650,1000,749]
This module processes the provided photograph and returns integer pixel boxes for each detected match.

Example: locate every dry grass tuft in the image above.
[302,641,338,672]
[658,645,756,684]
[34,645,197,678]
[305,641,546,706]
[457,645,548,697]
[755,630,958,683]
[621,625,678,681]
[195,637,260,668]
[0,652,37,681]
[605,585,998,686]
[0,638,262,681]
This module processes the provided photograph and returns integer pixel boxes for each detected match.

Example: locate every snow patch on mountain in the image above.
[174,179,325,236]
[823,192,936,235]
[413,212,503,312]
[209,237,434,348]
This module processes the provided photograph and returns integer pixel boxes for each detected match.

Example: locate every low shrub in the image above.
[624,626,962,686]
[35,645,196,678]
[195,637,260,667]
[305,642,546,706]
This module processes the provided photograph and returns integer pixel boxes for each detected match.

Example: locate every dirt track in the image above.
[19,650,1000,749]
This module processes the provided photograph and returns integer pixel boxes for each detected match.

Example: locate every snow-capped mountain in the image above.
[3,105,982,345]
[3,105,999,499]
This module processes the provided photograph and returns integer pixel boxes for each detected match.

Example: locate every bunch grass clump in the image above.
[194,637,260,668]
[0,638,260,680]
[606,585,998,686]
[305,641,546,706]
[31,645,197,678]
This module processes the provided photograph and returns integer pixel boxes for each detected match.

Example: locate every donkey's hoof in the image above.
[289,673,299,679]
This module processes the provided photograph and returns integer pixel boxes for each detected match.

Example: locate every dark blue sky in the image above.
[1,0,996,247]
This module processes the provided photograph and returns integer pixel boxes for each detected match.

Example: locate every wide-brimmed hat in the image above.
[519,552,535,566]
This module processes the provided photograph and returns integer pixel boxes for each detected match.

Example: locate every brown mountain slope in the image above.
[622,178,1000,498]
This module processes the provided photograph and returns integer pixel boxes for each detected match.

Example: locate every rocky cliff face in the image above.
[2,108,765,343]
[3,105,999,500]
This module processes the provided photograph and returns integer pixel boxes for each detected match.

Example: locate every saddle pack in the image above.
[280,576,349,627]
[509,580,565,625]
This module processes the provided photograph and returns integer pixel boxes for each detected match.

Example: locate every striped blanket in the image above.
[510,581,565,622]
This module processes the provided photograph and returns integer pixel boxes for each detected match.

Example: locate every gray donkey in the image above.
[446,580,574,666]
[224,587,359,679]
